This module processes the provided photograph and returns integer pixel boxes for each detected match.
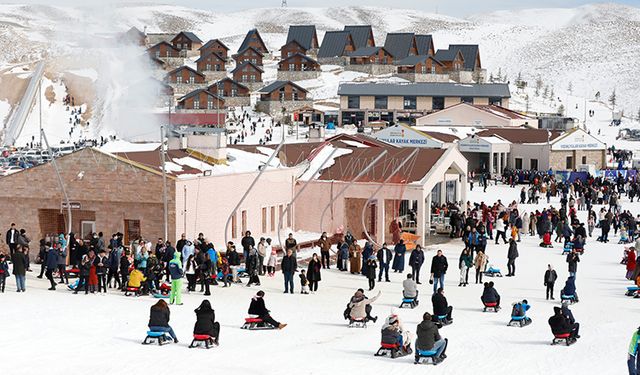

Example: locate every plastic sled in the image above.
[142,331,172,345]
[67,279,79,291]
[434,315,452,328]
[375,342,412,358]
[626,286,639,296]
[483,302,500,312]
[399,297,418,309]
[561,294,577,304]
[483,268,502,277]
[124,286,141,296]
[508,315,532,327]
[414,339,447,365]
[65,268,80,278]
[237,267,249,278]
[348,318,367,328]
[241,317,276,330]
[153,293,169,299]
[189,334,217,349]
[551,333,576,346]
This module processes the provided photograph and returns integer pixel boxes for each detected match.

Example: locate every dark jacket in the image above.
[11,253,27,276]
[566,253,580,273]
[163,246,175,263]
[79,256,92,277]
[409,249,425,268]
[193,302,217,337]
[562,277,576,296]
[544,269,558,285]
[248,296,269,316]
[430,255,448,277]
[507,241,519,260]
[241,236,255,252]
[120,255,130,275]
[431,293,449,316]
[94,255,108,275]
[482,286,500,303]
[281,254,297,273]
[5,228,18,245]
[381,326,401,345]
[148,305,170,327]
[415,319,441,350]
[45,248,58,269]
[377,248,392,265]
[227,250,240,266]
[548,310,571,334]
[307,259,322,282]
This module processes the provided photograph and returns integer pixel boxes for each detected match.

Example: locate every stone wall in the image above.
[549,149,605,170]
[223,96,251,108]
[255,100,314,116]
[345,64,397,75]
[395,73,450,83]
[158,57,185,69]
[318,57,348,66]
[169,83,209,96]
[0,149,176,254]
[449,70,475,84]
[203,71,229,82]
[276,70,321,81]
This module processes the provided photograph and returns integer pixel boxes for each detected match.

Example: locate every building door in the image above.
[81,221,95,239]
[369,202,377,237]
[530,159,538,170]
[124,219,141,243]
[566,156,574,170]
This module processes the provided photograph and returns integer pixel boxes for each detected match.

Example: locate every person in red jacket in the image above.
[627,247,637,280]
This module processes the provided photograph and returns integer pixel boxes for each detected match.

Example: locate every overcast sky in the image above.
[10,0,640,16]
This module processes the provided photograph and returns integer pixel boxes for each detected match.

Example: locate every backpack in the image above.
[512,303,524,317]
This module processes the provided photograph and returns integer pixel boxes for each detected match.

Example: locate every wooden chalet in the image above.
[280,39,308,60]
[196,51,226,72]
[199,39,230,60]
[171,31,203,52]
[147,41,180,58]
[285,25,319,55]
[317,31,356,60]
[434,49,465,71]
[396,55,444,74]
[348,47,393,65]
[343,25,375,49]
[122,26,147,46]
[177,89,225,110]
[415,35,435,56]
[209,78,250,97]
[449,45,482,71]
[258,81,308,102]
[232,46,264,66]
[278,53,320,71]
[166,66,206,84]
[383,33,418,61]
[237,29,268,54]
[231,61,263,83]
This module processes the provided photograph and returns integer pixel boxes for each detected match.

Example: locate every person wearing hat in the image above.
[544,264,558,300]
[561,301,579,338]
[628,326,640,375]
[548,306,579,340]
[381,314,412,353]
[349,289,381,322]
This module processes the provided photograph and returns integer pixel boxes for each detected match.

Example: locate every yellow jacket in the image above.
[128,269,146,288]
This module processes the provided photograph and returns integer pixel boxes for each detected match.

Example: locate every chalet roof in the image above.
[233,45,265,58]
[472,104,533,120]
[230,61,264,74]
[383,33,416,60]
[172,31,203,44]
[148,41,179,52]
[280,53,319,64]
[258,80,308,94]
[476,128,561,144]
[396,55,443,67]
[421,131,459,143]
[348,46,393,58]
[434,48,463,62]
[199,39,230,51]
[238,28,267,53]
[449,44,481,70]
[209,77,249,91]
[195,50,226,62]
[318,31,352,58]
[286,25,317,50]
[415,34,434,55]
[178,88,224,102]
[280,39,306,51]
[113,148,213,178]
[338,83,511,98]
[343,25,374,49]
[167,65,206,78]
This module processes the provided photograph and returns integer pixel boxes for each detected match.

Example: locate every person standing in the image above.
[377,244,392,282]
[307,253,321,292]
[458,248,472,287]
[318,232,331,269]
[430,250,448,294]
[628,326,640,375]
[392,240,406,273]
[168,252,183,305]
[567,249,580,278]
[56,242,68,284]
[349,243,362,274]
[474,250,487,284]
[366,256,377,291]
[409,245,425,284]
[45,242,58,290]
[246,246,261,287]
[241,231,255,268]
[257,238,266,276]
[506,238,519,277]
[281,249,297,293]
[285,233,298,259]
[495,214,508,244]
[544,264,558,300]
[6,223,18,256]
[95,250,108,293]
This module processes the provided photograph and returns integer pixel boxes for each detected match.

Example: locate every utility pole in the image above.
[160,124,168,242]
[38,78,42,148]
[41,129,72,234]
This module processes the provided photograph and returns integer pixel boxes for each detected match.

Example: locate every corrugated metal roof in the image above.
[318,31,351,58]
[338,82,511,98]
[230,61,264,74]
[449,44,480,70]
[200,39,229,51]
[434,49,460,62]
[238,29,267,53]
[258,80,308,94]
[172,31,202,44]
[343,25,374,49]
[396,55,442,66]
[383,33,415,60]
[286,25,317,50]
[280,52,318,64]
[348,46,389,58]
[178,88,223,102]
[415,35,434,55]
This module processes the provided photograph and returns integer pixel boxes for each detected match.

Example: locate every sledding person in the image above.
[415,312,448,364]
[506,238,519,277]
[511,299,531,323]
[544,264,558,300]
[349,289,381,323]
[148,299,178,343]
[561,301,579,338]
[381,314,412,353]
[432,288,453,322]
[409,244,425,284]
[168,252,183,305]
[403,273,418,302]
[392,240,406,273]
[458,248,472,287]
[248,290,287,329]
[628,326,640,375]
[430,250,448,294]
[561,275,579,302]
[548,306,579,341]
[481,281,501,309]
[193,299,220,345]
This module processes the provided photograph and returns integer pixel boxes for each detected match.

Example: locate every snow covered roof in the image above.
[338,82,511,98]
[476,128,561,144]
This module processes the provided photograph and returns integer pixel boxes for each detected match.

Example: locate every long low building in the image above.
[337,82,511,126]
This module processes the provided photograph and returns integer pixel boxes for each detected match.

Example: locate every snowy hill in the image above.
[0,3,639,144]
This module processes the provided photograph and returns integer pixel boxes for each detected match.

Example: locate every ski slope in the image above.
[1,184,636,374]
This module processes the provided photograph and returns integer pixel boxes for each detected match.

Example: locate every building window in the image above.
[431,66,436,74]
[251,58,257,64]
[176,76,183,84]
[207,100,214,110]
[250,74,256,82]
[288,52,293,57]
[403,96,417,110]
[279,88,286,101]
[278,205,284,229]
[124,219,140,244]
[566,156,574,170]
[461,97,473,104]
[432,96,445,110]
[155,51,160,58]
[218,89,224,97]
[581,156,587,165]
[241,210,247,234]
[270,206,276,232]
[231,88,237,97]
[231,212,237,239]
[531,159,538,170]
[420,65,426,74]
[215,64,221,71]
[261,207,267,233]
[289,63,295,71]
[347,96,360,109]
[489,97,502,106]
[515,158,523,169]
[374,96,388,109]
[193,99,200,109]
[188,75,195,84]
[292,89,298,101]
[206,63,211,71]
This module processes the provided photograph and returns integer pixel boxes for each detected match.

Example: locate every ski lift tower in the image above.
[282,0,287,7]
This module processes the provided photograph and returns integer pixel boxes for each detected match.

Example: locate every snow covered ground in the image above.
[1,183,637,374]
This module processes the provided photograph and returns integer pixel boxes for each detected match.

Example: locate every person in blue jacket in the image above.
[338,242,349,272]
[561,276,578,302]
[45,242,58,290]
[392,240,407,273]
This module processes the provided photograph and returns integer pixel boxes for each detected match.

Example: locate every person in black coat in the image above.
[377,244,392,282]
[566,250,580,277]
[506,239,519,277]
[409,245,425,284]
[6,223,18,256]
[281,249,297,293]
[548,306,579,339]
[366,257,377,291]
[431,288,453,321]
[481,281,501,308]
[74,251,92,295]
[11,247,27,292]
[241,231,255,267]
[148,299,178,342]
[193,299,220,344]
[248,290,286,329]
[44,242,58,290]
[430,250,448,294]
[544,264,558,300]
[307,253,322,292]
